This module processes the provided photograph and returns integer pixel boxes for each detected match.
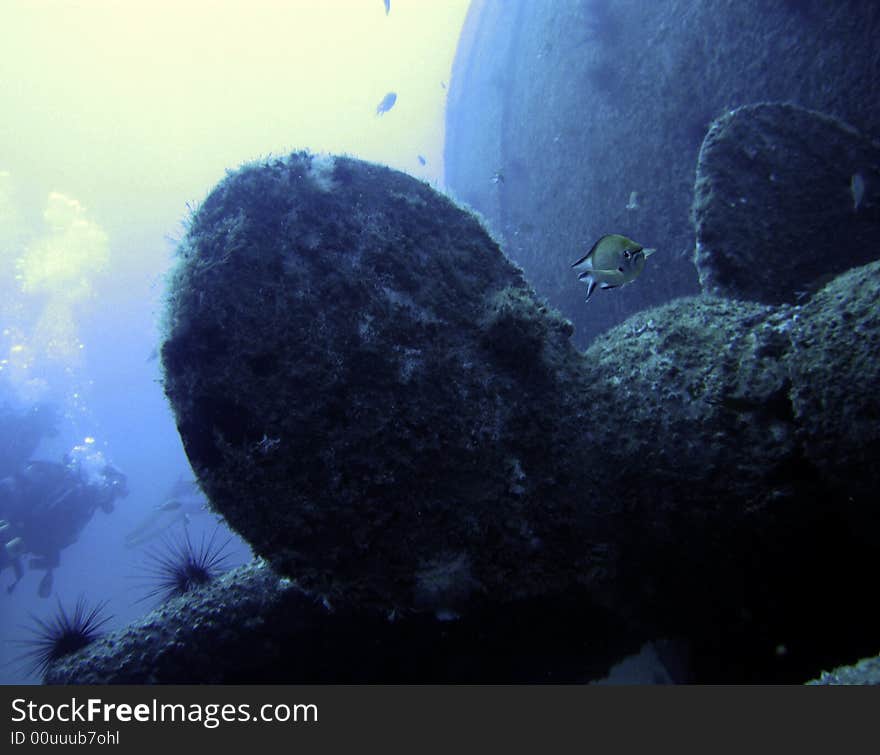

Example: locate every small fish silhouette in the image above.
[376,92,397,116]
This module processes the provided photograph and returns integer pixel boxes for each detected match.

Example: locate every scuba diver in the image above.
[0,443,128,597]
[0,401,60,478]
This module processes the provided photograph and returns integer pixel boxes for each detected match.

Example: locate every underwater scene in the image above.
[1,0,879,685]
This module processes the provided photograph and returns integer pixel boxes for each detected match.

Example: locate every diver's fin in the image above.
[38,570,53,599]
[6,559,23,594]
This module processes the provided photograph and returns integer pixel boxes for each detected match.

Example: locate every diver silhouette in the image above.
[0,453,128,597]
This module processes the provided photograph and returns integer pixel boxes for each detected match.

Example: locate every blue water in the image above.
[0,0,469,684]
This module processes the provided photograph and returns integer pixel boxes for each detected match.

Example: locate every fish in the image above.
[376,92,397,116]
[123,477,209,548]
[417,155,427,166]
[571,234,656,302]
[625,190,639,210]
[851,173,865,211]
[124,500,192,548]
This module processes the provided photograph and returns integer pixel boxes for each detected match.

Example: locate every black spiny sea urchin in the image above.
[138,528,231,604]
[20,596,111,679]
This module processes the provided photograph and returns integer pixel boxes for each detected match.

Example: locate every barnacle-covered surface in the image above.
[162,152,596,616]
[788,259,880,523]
[693,103,880,304]
[45,560,638,684]
[45,562,303,684]
[579,284,880,658]
[154,152,880,683]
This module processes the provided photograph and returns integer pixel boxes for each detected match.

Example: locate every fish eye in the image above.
[623,250,631,259]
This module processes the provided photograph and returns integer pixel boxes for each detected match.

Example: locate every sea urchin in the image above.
[139,528,231,604]
[21,596,111,679]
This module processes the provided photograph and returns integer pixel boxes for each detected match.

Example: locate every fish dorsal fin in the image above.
[571,234,613,269]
